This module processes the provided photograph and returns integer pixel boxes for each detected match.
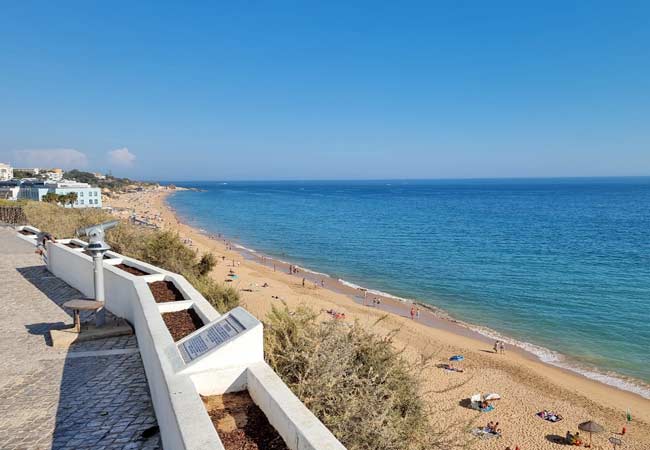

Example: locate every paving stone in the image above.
[0,227,162,449]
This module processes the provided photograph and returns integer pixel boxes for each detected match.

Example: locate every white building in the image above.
[0,180,21,200]
[0,163,13,181]
[18,179,102,208]
[43,168,64,181]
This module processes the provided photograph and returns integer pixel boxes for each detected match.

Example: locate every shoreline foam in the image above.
[169,190,650,400]
[106,187,650,449]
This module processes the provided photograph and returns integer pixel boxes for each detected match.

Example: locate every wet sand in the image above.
[106,188,650,450]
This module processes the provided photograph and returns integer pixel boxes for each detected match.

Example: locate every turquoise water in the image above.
[168,178,650,396]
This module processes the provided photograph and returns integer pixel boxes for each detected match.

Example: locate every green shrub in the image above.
[196,252,217,276]
[264,305,451,450]
[105,222,150,260]
[22,201,240,312]
[140,230,198,276]
[189,274,240,314]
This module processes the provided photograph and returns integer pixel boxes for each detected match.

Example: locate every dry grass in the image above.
[22,201,238,311]
[187,274,240,314]
[25,201,467,448]
[264,304,464,450]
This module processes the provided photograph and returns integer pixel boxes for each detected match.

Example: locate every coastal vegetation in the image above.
[64,169,150,191]
[264,304,455,450]
[23,200,455,449]
[42,191,78,207]
[22,201,238,313]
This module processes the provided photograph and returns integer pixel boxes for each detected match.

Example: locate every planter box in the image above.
[149,279,187,302]
[203,390,289,450]
[115,263,151,276]
[162,308,204,342]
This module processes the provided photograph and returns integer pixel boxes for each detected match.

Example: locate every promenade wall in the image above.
[18,225,345,450]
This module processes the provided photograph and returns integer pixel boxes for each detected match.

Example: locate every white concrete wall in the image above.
[16,226,39,244]
[26,227,346,450]
[46,240,224,450]
[48,243,95,297]
[247,362,347,450]
[179,307,264,375]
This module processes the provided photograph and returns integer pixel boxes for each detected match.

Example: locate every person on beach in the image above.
[410,306,416,320]
[565,430,573,444]
[494,340,500,354]
[416,307,421,319]
[321,279,325,287]
[302,278,305,287]
[499,341,505,355]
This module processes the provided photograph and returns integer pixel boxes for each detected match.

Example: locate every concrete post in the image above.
[93,252,106,327]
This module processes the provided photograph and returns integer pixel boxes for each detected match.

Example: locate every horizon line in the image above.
[148,175,650,183]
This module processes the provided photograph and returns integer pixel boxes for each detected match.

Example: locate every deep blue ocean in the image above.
[168,178,650,396]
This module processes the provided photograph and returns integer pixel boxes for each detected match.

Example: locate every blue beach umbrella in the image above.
[449,355,464,362]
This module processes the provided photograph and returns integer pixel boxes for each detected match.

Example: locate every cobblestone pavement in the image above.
[0,228,161,450]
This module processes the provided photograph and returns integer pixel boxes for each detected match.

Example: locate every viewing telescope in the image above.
[77,220,119,252]
[76,220,119,326]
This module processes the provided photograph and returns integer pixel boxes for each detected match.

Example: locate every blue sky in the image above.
[1,1,648,180]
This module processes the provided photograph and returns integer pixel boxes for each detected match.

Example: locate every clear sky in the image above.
[1,1,648,181]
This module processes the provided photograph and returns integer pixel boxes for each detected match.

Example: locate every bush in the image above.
[189,275,240,314]
[196,252,217,276]
[264,305,450,450]
[22,201,239,312]
[105,222,150,259]
[140,230,199,276]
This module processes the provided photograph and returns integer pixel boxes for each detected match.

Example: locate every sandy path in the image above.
[107,188,650,450]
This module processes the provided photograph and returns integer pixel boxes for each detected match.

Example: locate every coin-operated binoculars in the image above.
[76,220,119,326]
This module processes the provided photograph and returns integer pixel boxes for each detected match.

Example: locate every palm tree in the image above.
[63,192,78,207]
[42,192,59,204]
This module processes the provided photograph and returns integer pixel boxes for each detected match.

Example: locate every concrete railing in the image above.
[22,226,345,450]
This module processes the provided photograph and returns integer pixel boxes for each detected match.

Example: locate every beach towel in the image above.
[470,428,501,439]
[537,411,563,422]
[440,364,464,373]
[480,405,494,413]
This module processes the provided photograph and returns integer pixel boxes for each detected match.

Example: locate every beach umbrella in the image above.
[578,420,604,447]
[484,393,501,401]
[449,355,464,362]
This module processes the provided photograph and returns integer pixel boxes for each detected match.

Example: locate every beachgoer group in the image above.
[565,430,583,446]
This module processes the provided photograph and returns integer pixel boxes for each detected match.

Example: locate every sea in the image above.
[167,178,650,398]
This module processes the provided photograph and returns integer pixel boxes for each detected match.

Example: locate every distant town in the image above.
[0,162,157,208]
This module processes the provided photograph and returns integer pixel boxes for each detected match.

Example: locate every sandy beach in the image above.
[107,188,650,450]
